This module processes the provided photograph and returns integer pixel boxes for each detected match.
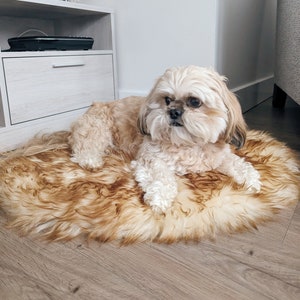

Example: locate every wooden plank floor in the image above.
[1,98,299,300]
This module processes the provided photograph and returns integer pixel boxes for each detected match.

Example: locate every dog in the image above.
[69,66,261,213]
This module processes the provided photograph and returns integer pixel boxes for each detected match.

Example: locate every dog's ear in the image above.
[137,77,162,136]
[222,86,247,149]
[137,102,150,135]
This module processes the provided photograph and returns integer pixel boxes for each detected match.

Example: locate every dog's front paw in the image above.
[142,181,178,214]
[245,180,261,194]
[244,166,261,193]
[132,156,178,214]
[144,193,172,214]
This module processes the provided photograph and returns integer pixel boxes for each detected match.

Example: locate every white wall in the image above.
[217,0,276,89]
[114,0,219,97]
[81,0,218,97]
[81,0,276,96]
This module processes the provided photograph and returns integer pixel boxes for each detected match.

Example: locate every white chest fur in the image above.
[142,139,231,176]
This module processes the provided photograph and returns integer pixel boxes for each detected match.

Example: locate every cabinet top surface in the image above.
[0,49,113,58]
[0,0,114,18]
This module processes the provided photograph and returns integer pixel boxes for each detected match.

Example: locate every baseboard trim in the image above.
[233,76,274,113]
[231,75,274,93]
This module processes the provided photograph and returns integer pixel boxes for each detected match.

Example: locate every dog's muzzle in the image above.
[168,108,184,127]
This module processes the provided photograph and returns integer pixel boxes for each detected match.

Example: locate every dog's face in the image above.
[138,66,246,147]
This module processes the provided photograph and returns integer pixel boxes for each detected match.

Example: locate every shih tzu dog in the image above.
[69,66,261,213]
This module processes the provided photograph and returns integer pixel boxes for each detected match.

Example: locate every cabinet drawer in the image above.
[3,54,114,124]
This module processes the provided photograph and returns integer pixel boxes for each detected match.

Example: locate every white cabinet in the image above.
[0,0,117,151]
[4,54,114,124]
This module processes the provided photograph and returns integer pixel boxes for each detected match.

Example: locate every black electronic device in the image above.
[4,36,94,51]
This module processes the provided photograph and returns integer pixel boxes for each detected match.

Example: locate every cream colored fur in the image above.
[69,66,261,213]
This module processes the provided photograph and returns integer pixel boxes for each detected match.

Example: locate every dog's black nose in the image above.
[169,108,183,119]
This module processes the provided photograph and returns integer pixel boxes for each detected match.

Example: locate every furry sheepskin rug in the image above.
[0,130,299,244]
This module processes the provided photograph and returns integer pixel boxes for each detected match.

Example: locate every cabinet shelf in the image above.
[0,0,115,51]
[0,0,117,151]
[0,0,113,18]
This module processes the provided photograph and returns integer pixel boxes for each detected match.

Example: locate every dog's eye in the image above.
[187,97,202,108]
[165,96,172,105]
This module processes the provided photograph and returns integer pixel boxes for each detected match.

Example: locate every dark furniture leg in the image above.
[272,84,287,108]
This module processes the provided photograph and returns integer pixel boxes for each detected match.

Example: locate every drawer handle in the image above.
[52,62,85,68]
